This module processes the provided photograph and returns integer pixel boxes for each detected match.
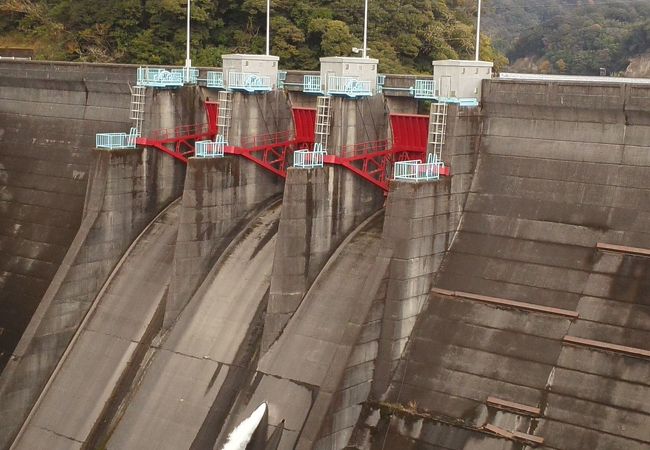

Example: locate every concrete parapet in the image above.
[164,156,283,327]
[262,166,384,352]
[0,148,183,449]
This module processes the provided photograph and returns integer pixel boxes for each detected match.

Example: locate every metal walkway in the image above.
[137,103,316,169]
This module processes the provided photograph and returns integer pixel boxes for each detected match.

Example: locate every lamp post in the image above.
[362,0,369,58]
[266,0,271,55]
[185,0,191,82]
[475,0,482,61]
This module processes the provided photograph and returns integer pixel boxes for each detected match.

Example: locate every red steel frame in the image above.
[136,101,219,163]
[138,107,449,192]
[225,108,316,177]
[324,113,449,191]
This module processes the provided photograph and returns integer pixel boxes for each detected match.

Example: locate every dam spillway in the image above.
[0,59,649,450]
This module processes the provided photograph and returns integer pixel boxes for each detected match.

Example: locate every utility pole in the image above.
[266,0,271,55]
[363,0,369,58]
[185,0,191,82]
[475,0,481,61]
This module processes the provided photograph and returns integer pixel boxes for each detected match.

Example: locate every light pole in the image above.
[185,0,191,81]
[266,0,271,55]
[362,0,369,58]
[475,0,481,61]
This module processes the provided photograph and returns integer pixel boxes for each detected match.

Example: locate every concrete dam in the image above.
[0,59,648,450]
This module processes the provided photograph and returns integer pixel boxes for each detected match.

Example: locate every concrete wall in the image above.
[12,201,180,450]
[373,179,454,393]
[0,61,136,372]
[228,90,293,146]
[0,146,183,449]
[359,79,650,449]
[328,95,388,155]
[165,156,283,327]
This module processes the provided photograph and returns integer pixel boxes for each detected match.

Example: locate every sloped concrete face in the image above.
[104,203,282,450]
[359,80,650,449]
[11,202,180,450]
[217,215,386,450]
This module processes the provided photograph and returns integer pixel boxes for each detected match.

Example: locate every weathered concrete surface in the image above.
[11,201,180,450]
[165,156,283,327]
[104,202,281,450]
[262,167,384,352]
[0,61,135,371]
[228,90,293,147]
[216,213,386,450]
[359,80,650,449]
[327,95,388,156]
[0,147,183,450]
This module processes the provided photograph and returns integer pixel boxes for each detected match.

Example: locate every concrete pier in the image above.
[262,167,384,352]
[165,156,283,327]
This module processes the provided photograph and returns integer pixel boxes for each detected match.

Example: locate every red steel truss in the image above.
[136,101,219,163]
[224,108,316,177]
[325,114,450,191]
[138,107,449,191]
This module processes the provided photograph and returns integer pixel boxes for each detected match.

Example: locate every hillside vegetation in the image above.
[484,0,650,75]
[0,0,507,73]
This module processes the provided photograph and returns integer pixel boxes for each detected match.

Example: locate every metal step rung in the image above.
[315,96,331,151]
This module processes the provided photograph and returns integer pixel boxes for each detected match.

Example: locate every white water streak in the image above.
[222,403,267,450]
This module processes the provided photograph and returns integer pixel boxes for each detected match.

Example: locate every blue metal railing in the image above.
[137,67,184,88]
[207,71,225,89]
[413,79,436,99]
[327,76,372,98]
[377,74,386,93]
[435,97,480,107]
[96,127,139,150]
[195,135,226,158]
[303,75,323,94]
[294,144,327,168]
[171,68,199,85]
[393,153,444,181]
[228,72,272,92]
[277,71,288,89]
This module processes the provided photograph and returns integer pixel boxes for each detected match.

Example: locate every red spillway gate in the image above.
[328,113,436,191]
[222,107,317,177]
[205,101,219,134]
[292,108,316,146]
[390,114,429,155]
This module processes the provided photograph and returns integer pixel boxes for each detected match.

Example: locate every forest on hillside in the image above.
[0,0,506,73]
[484,0,650,75]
